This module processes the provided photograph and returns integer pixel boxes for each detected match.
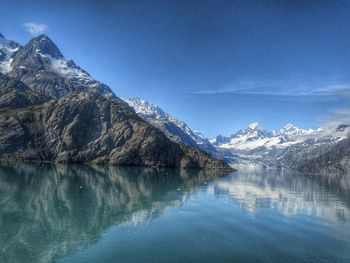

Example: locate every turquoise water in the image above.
[0,163,350,263]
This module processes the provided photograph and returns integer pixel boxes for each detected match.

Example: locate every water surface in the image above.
[0,163,349,263]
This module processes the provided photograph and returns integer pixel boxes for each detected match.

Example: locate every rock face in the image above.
[296,137,350,176]
[0,91,230,169]
[0,72,50,109]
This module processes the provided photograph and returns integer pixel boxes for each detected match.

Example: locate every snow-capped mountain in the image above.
[234,122,274,139]
[278,123,318,139]
[125,97,218,156]
[212,122,349,167]
[125,97,169,119]
[212,122,318,151]
[0,33,20,74]
[1,34,115,99]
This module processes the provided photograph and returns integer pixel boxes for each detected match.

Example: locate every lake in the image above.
[0,163,349,263]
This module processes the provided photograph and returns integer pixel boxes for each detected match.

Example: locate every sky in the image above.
[1,0,350,137]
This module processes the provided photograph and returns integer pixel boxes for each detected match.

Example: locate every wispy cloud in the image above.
[23,22,48,36]
[189,75,350,97]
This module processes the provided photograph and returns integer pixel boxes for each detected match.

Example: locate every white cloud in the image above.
[23,23,48,36]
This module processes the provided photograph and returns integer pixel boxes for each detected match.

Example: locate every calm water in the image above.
[0,163,350,263]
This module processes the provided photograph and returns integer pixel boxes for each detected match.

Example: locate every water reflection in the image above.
[210,168,350,222]
[1,163,350,263]
[0,163,228,263]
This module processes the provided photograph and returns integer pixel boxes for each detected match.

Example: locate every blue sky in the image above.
[1,0,350,137]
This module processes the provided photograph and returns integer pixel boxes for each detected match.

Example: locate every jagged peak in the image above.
[0,33,4,39]
[281,123,298,131]
[130,96,146,104]
[126,97,168,118]
[248,122,260,130]
[130,97,166,111]
[25,34,63,59]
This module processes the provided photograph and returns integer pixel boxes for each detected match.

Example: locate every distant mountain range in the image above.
[211,122,348,170]
[0,33,229,170]
[125,97,350,175]
[211,122,319,151]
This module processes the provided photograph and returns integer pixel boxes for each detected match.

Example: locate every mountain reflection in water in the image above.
[209,168,350,222]
[0,163,228,263]
[0,163,350,263]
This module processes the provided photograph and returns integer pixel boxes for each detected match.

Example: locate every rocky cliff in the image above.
[0,90,229,169]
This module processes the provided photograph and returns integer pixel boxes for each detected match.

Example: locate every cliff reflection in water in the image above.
[0,163,229,263]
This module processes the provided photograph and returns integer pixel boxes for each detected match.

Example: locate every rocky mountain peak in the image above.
[279,123,298,134]
[233,122,272,139]
[0,33,4,39]
[248,122,260,130]
[278,123,315,138]
[21,34,63,60]
[282,123,296,129]
[127,97,168,119]
[7,34,116,99]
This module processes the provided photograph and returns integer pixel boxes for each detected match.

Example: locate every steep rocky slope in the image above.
[125,97,219,156]
[296,137,350,176]
[0,91,229,169]
[0,72,50,109]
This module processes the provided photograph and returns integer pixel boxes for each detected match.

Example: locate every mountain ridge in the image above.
[5,34,115,99]
[125,97,219,156]
[0,34,230,170]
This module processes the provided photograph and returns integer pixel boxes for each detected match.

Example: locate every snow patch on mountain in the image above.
[212,121,350,168]
[36,51,114,98]
[125,97,218,155]
[125,97,169,119]
[0,34,20,74]
[214,122,321,151]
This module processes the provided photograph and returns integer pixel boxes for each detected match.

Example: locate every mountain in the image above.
[278,123,316,139]
[5,34,115,99]
[212,122,348,169]
[125,97,219,156]
[0,33,230,170]
[263,124,349,171]
[0,91,228,168]
[0,33,20,74]
[296,137,350,175]
[212,122,316,152]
